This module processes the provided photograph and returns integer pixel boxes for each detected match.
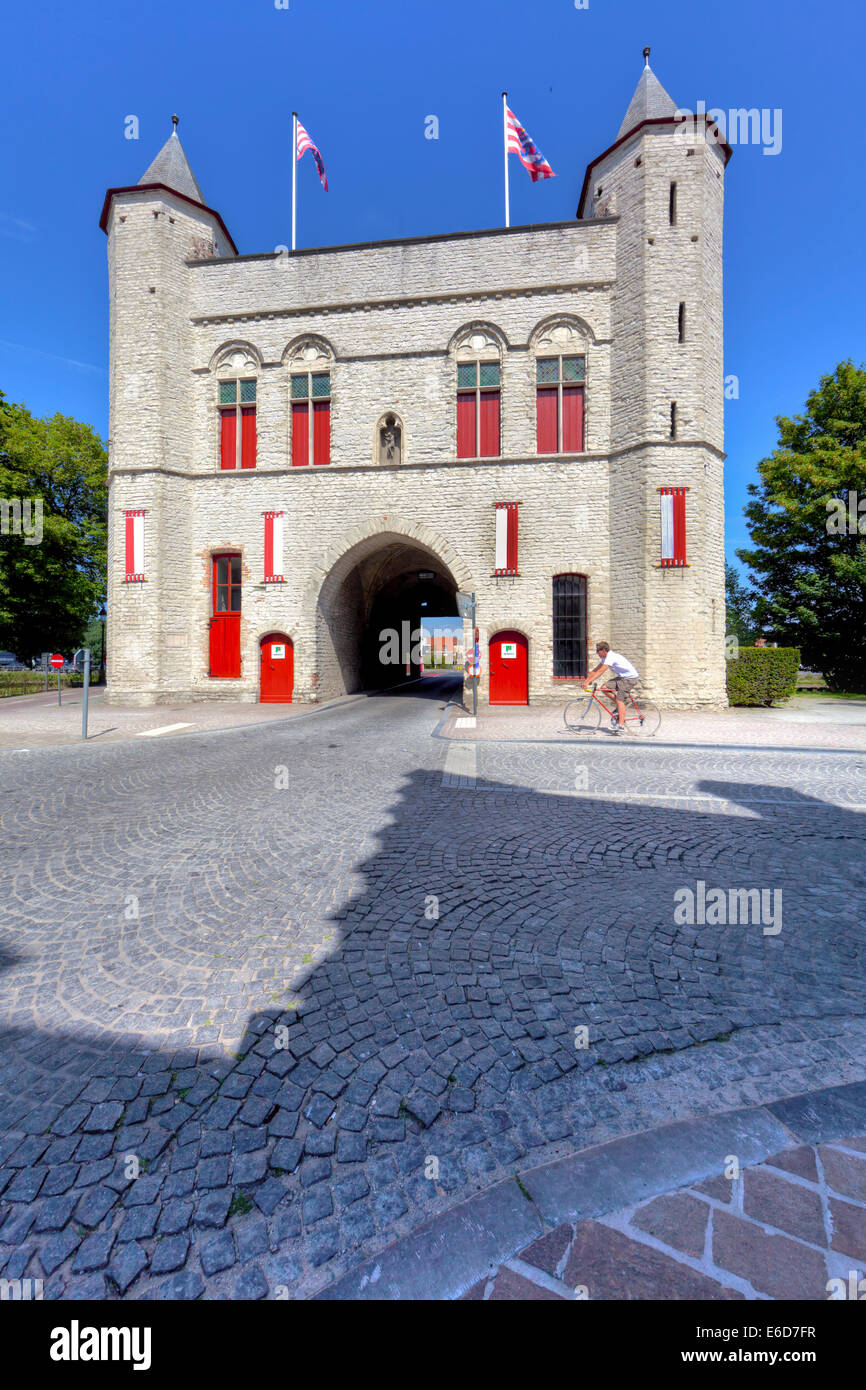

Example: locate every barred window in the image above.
[552,574,587,679]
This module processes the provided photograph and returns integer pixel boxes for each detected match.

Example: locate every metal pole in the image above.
[502,92,510,228]
[44,656,48,693]
[81,648,90,740]
[57,670,61,705]
[292,112,298,252]
[472,598,478,719]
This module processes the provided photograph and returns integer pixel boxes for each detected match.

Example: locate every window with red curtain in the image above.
[218,379,257,469]
[536,356,585,454]
[457,360,500,458]
[291,371,331,466]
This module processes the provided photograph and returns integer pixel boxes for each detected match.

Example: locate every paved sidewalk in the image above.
[0,689,358,750]
[443,696,866,751]
[318,1083,866,1300]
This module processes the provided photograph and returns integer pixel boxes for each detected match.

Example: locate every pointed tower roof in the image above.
[100,115,237,254]
[138,116,206,205]
[616,48,678,140]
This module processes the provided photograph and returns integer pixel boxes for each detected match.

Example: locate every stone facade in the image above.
[102,60,729,708]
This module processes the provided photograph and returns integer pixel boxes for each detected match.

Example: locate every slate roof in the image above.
[616,62,679,140]
[138,131,205,206]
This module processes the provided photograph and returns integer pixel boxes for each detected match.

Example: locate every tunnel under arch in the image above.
[313,525,471,698]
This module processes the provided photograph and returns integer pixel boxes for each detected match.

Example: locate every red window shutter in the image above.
[659,486,688,566]
[507,501,518,572]
[124,513,135,577]
[480,391,500,458]
[220,410,237,469]
[241,407,257,468]
[456,395,476,458]
[292,402,309,466]
[536,389,558,453]
[673,487,687,564]
[264,513,274,580]
[562,386,584,452]
[313,400,330,465]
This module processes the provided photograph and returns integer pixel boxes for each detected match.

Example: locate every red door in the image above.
[260,634,294,703]
[209,554,242,677]
[489,630,528,705]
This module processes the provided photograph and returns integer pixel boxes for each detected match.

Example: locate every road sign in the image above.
[455,591,474,620]
[49,654,64,669]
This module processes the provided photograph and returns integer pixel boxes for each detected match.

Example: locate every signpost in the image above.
[455,590,479,718]
[73,648,91,740]
[50,653,64,705]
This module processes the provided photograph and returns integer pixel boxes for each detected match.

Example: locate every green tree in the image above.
[737,360,866,690]
[724,562,757,646]
[0,391,107,662]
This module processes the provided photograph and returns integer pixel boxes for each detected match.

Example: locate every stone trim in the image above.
[107,438,726,483]
[190,282,615,329]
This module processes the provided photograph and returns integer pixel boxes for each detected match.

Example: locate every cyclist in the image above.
[584,642,640,733]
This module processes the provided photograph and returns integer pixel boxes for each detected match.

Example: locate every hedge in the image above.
[726,647,800,707]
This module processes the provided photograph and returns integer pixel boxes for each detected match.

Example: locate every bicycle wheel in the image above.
[564,697,603,732]
[630,699,661,736]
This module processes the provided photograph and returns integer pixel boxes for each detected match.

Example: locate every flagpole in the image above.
[502,91,510,228]
[292,111,298,251]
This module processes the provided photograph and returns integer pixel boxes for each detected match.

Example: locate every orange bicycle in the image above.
[564,680,661,736]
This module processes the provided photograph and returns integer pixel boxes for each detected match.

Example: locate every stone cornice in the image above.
[107,439,725,483]
[189,281,614,331]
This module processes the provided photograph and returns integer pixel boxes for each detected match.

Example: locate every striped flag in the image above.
[296,119,329,191]
[505,105,556,182]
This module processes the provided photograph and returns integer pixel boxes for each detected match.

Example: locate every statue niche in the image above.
[377,413,403,467]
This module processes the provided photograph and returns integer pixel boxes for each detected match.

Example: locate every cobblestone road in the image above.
[1,675,865,1299]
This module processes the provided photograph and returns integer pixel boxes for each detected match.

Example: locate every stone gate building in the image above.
[100,55,730,708]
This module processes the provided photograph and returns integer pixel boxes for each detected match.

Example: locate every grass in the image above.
[790,688,866,701]
[0,670,100,698]
[229,1191,254,1217]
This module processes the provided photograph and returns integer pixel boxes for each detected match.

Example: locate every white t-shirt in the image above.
[603,651,639,679]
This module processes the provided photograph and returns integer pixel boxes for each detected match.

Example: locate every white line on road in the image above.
[135,723,195,738]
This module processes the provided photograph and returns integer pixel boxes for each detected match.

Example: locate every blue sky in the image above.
[2,0,864,573]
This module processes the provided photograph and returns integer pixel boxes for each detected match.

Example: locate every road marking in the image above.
[442,742,477,788]
[455,717,477,729]
[135,723,195,738]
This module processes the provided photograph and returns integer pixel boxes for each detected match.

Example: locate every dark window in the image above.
[678,302,685,343]
[669,181,677,225]
[553,574,587,679]
[670,401,678,438]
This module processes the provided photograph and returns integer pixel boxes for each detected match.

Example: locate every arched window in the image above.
[532,320,587,455]
[287,339,333,466]
[452,327,503,460]
[216,347,259,470]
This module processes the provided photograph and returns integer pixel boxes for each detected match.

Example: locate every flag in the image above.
[296,120,329,191]
[505,105,556,182]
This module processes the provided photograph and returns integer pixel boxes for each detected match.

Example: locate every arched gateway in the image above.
[309,521,474,700]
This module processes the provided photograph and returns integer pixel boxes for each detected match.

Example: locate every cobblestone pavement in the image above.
[1,673,865,1299]
[466,1134,866,1301]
